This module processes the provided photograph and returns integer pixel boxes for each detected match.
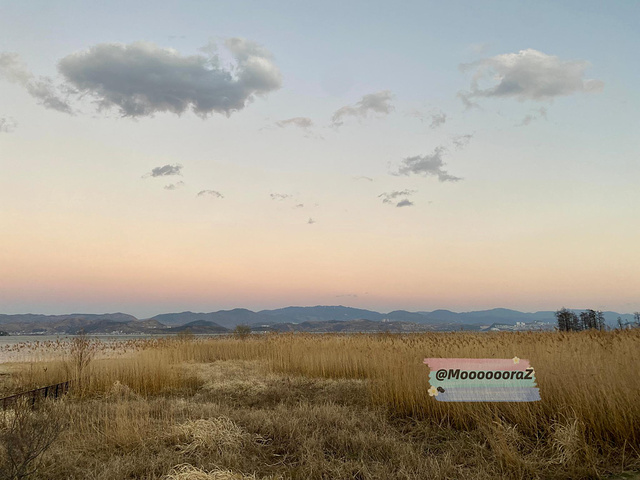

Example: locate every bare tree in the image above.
[65,329,96,393]
[556,308,580,332]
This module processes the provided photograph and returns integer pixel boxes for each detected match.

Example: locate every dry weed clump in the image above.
[163,464,260,480]
[171,417,248,456]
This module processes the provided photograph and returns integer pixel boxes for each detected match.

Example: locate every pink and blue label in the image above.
[423,357,540,402]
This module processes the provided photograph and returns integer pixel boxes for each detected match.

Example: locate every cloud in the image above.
[457,91,480,111]
[407,109,447,129]
[0,53,73,114]
[429,111,447,129]
[394,146,461,182]
[335,294,358,298]
[459,49,604,104]
[197,190,224,198]
[331,90,394,127]
[307,218,316,224]
[518,107,547,126]
[270,193,292,201]
[294,203,304,208]
[406,109,424,122]
[146,164,183,177]
[0,117,17,133]
[452,133,473,150]
[468,42,490,55]
[276,117,313,129]
[378,189,416,204]
[164,181,185,190]
[57,38,282,117]
[396,199,414,208]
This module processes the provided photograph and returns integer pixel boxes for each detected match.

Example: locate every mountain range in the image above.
[0,307,636,335]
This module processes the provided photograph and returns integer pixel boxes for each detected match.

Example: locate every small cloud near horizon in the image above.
[145,164,183,178]
[164,181,185,190]
[197,190,224,198]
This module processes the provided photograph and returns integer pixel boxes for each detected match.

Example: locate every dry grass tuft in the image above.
[172,417,247,456]
[163,464,258,480]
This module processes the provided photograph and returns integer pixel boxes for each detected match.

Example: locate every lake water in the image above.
[0,334,168,346]
[0,334,228,364]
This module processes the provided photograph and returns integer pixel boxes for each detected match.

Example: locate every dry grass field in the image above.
[1,330,639,479]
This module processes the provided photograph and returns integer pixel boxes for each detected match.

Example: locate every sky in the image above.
[1,1,639,318]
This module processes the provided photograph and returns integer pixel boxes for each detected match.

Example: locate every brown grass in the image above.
[1,330,638,479]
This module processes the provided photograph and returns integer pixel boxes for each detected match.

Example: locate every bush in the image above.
[0,399,67,480]
[233,325,251,340]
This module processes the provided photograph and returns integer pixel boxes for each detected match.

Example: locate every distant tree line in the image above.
[555,308,640,331]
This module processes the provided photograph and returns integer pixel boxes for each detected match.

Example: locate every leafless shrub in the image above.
[0,398,67,480]
[64,330,96,393]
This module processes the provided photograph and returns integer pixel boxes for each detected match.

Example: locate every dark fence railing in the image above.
[1,381,71,410]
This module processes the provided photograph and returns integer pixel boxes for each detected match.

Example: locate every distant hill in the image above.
[268,319,429,333]
[0,313,137,325]
[259,305,385,323]
[0,306,635,334]
[0,313,144,335]
[149,309,280,329]
[172,320,228,334]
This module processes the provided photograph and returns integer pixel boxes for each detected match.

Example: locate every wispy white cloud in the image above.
[164,181,185,190]
[394,147,461,182]
[197,190,224,198]
[331,90,394,127]
[459,49,603,106]
[276,117,313,129]
[0,53,73,114]
[0,117,17,133]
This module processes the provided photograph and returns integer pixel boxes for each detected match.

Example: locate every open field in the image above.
[1,331,639,479]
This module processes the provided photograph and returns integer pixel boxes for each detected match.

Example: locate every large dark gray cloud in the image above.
[146,164,183,177]
[395,147,461,182]
[0,53,73,114]
[331,90,394,127]
[459,49,603,106]
[57,38,282,117]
